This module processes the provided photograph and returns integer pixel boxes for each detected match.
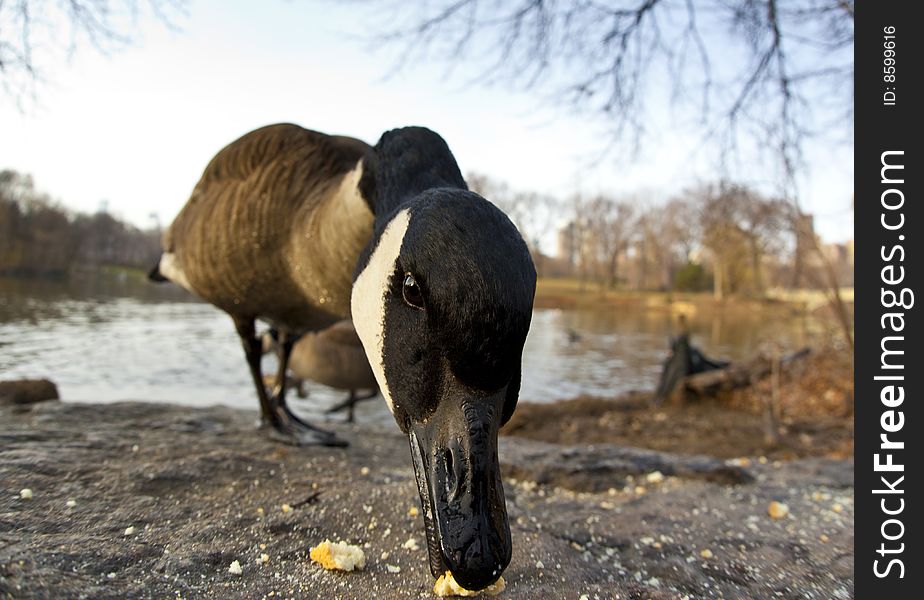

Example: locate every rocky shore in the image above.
[1,400,853,599]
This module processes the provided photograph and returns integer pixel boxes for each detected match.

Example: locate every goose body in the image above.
[262,320,378,421]
[288,321,377,391]
[159,124,372,331]
[154,123,537,591]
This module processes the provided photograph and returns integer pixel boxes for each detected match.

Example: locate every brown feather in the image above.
[162,124,373,331]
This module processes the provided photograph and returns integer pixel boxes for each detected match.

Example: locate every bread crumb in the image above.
[408,506,419,517]
[229,560,243,575]
[433,571,506,597]
[19,489,33,500]
[831,503,843,513]
[402,537,419,551]
[360,467,370,476]
[768,501,789,519]
[66,499,76,508]
[281,504,292,514]
[258,553,270,564]
[309,540,366,571]
[646,471,665,484]
[386,564,401,574]
[699,549,714,559]
[124,526,135,536]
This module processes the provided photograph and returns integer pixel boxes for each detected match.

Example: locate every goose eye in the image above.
[402,273,425,309]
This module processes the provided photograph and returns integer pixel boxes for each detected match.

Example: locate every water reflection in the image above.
[1,274,823,422]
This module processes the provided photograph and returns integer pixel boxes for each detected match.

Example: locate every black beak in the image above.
[407,386,511,590]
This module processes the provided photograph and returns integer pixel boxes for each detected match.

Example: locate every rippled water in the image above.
[0,273,820,424]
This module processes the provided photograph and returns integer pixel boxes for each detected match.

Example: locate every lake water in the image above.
[0,273,821,424]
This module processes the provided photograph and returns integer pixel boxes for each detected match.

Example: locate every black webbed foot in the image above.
[264,422,348,447]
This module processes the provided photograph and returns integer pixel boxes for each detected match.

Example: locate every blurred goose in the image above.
[151,123,536,591]
[262,320,378,422]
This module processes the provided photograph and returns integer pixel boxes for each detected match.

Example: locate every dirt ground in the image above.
[2,397,853,600]
[504,349,854,462]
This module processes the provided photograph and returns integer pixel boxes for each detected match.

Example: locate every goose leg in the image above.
[270,330,347,447]
[325,388,379,423]
[233,316,277,427]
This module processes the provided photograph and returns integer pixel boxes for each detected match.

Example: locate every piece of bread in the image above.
[309,540,366,571]
[433,571,506,597]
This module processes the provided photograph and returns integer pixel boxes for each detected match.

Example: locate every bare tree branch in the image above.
[0,0,186,106]
[357,0,853,184]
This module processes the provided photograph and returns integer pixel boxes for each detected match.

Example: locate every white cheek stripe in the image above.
[351,209,410,415]
[158,252,193,292]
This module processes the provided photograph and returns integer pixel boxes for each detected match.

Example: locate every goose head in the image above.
[351,189,536,590]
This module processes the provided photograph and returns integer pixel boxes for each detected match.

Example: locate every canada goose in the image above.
[151,124,536,590]
[261,320,379,422]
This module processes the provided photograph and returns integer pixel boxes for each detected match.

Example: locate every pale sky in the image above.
[0,0,853,244]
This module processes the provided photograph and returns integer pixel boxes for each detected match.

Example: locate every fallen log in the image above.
[682,347,811,398]
[652,332,729,405]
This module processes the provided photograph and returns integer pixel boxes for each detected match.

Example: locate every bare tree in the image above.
[0,0,185,105]
[362,0,853,181]
[670,182,788,298]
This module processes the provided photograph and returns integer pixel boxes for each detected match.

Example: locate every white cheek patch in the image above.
[351,209,411,415]
[158,252,193,293]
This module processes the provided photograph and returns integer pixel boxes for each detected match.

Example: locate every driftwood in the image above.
[682,348,811,397]
[652,327,812,406]
[652,333,729,405]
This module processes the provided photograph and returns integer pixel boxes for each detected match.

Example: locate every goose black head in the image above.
[352,182,536,590]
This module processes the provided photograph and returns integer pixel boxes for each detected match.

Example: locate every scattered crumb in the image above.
[699,549,714,559]
[768,501,790,519]
[536,560,544,569]
[402,538,419,551]
[820,534,829,543]
[646,471,665,484]
[66,499,76,508]
[123,526,135,536]
[107,572,116,579]
[281,504,292,513]
[309,540,366,571]
[20,488,33,500]
[634,485,647,495]
[386,564,401,574]
[433,571,506,597]
[258,553,270,564]
[131,445,139,453]
[228,560,243,575]
[360,467,370,476]
[408,506,419,518]
[831,503,843,513]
